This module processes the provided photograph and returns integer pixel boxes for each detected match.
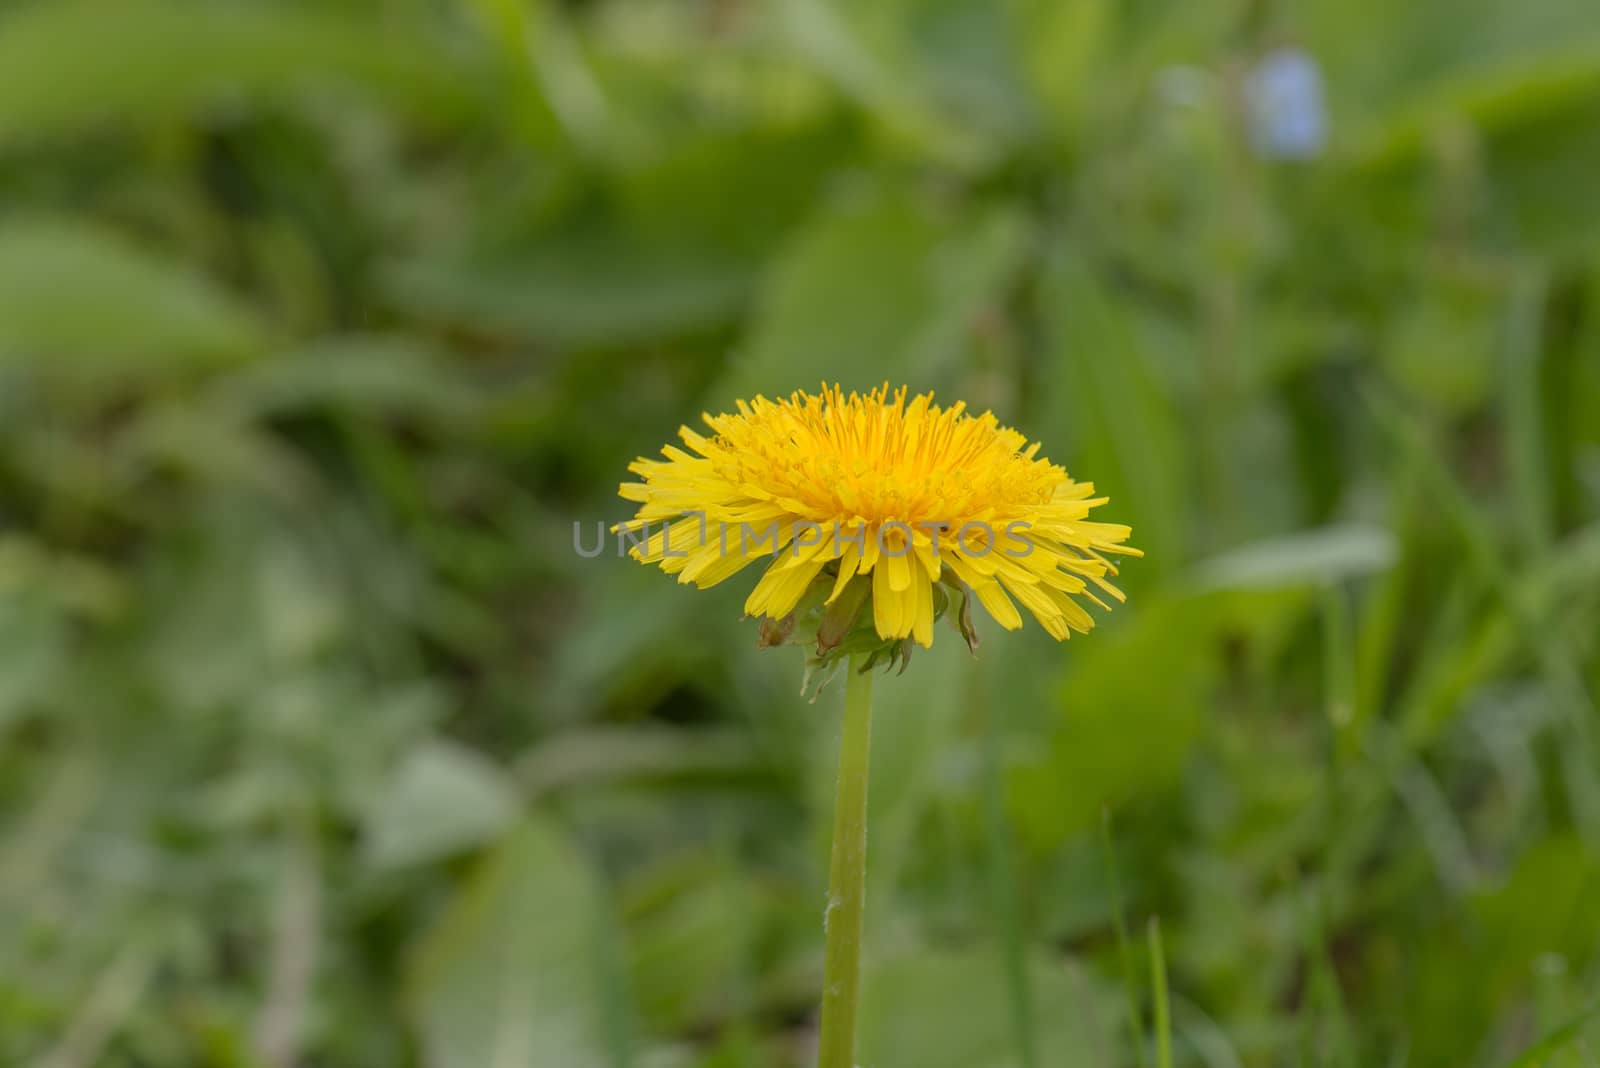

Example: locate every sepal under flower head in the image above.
[755,565,986,699]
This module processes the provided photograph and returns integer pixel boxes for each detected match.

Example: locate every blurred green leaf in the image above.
[1307,0,1600,159]
[1487,93,1600,255]
[1014,0,1109,140]
[408,818,630,1068]
[1498,997,1600,1068]
[0,0,483,143]
[366,740,522,869]
[518,726,767,798]
[1034,255,1188,572]
[902,0,1038,147]
[1384,268,1503,413]
[858,946,1113,1068]
[0,218,263,374]
[1355,50,1600,167]
[0,572,69,732]
[773,0,966,163]
[612,121,849,257]
[727,192,1027,399]
[622,856,757,1033]
[215,336,484,423]
[1410,836,1600,1065]
[1190,524,1398,590]
[381,234,750,347]
[1008,590,1306,851]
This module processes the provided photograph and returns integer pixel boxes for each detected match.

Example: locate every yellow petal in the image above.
[746,555,828,618]
[872,558,903,637]
[828,541,862,603]
[1006,578,1071,640]
[911,560,935,647]
[948,556,1021,631]
[886,548,911,592]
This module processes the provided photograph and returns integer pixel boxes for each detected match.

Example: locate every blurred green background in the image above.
[4,0,1600,1065]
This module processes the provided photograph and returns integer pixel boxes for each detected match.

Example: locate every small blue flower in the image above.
[1247,47,1328,160]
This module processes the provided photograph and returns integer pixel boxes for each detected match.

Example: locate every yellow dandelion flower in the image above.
[617,384,1140,650]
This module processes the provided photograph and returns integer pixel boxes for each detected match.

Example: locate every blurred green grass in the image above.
[3,0,1600,1065]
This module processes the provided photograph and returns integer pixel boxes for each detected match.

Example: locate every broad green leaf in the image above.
[1409,836,1600,1066]
[772,0,971,163]
[0,537,121,731]
[1383,267,1504,413]
[0,219,263,373]
[773,0,1035,167]
[1486,93,1600,256]
[1190,524,1398,590]
[214,336,483,423]
[366,740,522,869]
[380,235,750,347]
[408,818,629,1068]
[1473,836,1600,986]
[0,0,482,144]
[1007,589,1306,851]
[622,856,757,1033]
[858,946,1114,1068]
[0,587,67,733]
[612,121,850,257]
[1355,50,1600,167]
[517,727,765,798]
[901,0,1038,147]
[727,193,1027,400]
[1014,0,1110,140]
[1033,254,1188,573]
[1497,998,1600,1068]
[1303,0,1600,162]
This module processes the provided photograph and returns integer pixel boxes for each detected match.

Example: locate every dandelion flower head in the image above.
[618,385,1140,650]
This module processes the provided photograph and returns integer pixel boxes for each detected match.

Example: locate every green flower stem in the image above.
[817,656,874,1068]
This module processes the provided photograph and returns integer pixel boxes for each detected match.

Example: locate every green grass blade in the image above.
[1149,915,1172,1068]
[1102,808,1150,1068]
[1502,265,1554,557]
[982,706,1038,1068]
[1499,1000,1600,1068]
